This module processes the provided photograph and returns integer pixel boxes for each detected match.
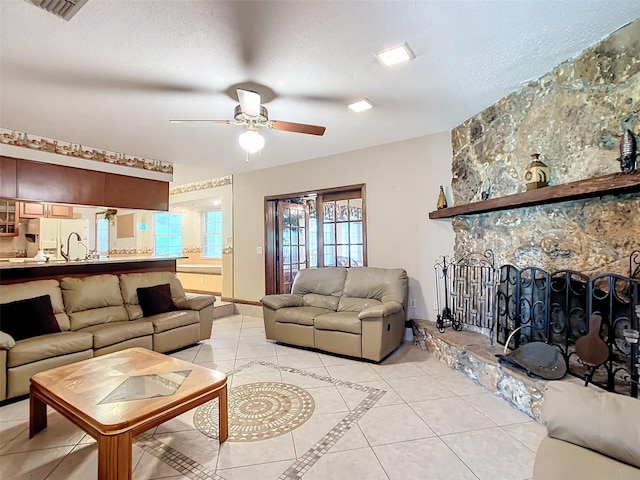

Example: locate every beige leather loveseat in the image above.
[261,267,408,362]
[533,381,640,479]
[0,271,215,401]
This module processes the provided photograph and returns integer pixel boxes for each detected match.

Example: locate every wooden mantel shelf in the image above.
[429,171,640,219]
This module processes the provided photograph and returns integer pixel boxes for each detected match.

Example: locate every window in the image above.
[96,218,109,254]
[202,209,223,258]
[154,212,182,256]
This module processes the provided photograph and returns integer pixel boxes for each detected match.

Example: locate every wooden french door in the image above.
[264,184,366,295]
[277,201,309,293]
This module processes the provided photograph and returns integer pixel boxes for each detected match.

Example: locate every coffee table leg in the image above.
[29,388,47,439]
[219,384,228,443]
[98,431,132,480]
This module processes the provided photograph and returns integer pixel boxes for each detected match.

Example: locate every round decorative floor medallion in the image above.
[194,382,315,442]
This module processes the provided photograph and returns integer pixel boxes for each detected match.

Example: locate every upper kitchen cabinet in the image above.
[0,199,18,236]
[105,173,169,211]
[0,157,17,199]
[19,202,74,219]
[17,160,106,206]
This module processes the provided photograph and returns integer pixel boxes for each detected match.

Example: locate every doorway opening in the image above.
[264,184,367,294]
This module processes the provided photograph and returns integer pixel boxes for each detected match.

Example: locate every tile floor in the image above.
[0,314,547,479]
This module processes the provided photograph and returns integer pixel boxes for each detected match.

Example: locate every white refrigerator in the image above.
[26,218,90,260]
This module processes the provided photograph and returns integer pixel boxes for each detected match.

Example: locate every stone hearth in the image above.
[412,319,554,420]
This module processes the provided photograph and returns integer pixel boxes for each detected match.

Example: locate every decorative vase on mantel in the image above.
[437,185,448,209]
[523,153,550,190]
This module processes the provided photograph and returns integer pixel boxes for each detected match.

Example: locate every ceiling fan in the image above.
[170,89,326,153]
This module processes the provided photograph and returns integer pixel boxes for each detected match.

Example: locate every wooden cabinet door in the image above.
[0,156,17,199]
[48,204,74,218]
[20,201,47,218]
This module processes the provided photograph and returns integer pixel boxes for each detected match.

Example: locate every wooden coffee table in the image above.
[29,347,228,480]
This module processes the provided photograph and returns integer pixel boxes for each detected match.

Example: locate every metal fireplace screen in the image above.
[434,251,497,335]
[496,259,639,398]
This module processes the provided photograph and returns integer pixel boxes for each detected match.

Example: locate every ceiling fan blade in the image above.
[237,89,261,117]
[270,121,326,136]
[169,119,231,124]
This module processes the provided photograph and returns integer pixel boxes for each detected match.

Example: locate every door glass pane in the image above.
[324,246,336,266]
[283,246,291,263]
[299,246,306,262]
[283,227,290,245]
[336,200,348,221]
[283,208,290,226]
[350,245,363,266]
[336,223,348,245]
[350,222,363,243]
[291,246,299,263]
[323,223,335,244]
[349,198,362,220]
[324,202,335,222]
[291,212,298,227]
[298,227,306,244]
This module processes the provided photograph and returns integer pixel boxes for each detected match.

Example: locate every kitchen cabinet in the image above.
[0,157,17,199]
[19,202,74,219]
[0,200,19,236]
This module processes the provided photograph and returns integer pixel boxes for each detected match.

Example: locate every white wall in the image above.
[233,132,455,320]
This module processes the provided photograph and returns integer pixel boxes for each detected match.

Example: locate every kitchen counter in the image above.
[0,256,184,284]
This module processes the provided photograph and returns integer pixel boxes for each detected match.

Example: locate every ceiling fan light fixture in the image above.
[348,99,374,113]
[239,129,265,153]
[375,43,415,67]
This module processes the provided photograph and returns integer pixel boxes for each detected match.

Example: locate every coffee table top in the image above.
[30,347,226,433]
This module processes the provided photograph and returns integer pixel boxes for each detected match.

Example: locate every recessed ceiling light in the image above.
[348,99,374,113]
[375,43,415,67]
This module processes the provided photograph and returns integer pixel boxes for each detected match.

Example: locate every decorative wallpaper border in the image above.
[170,175,232,195]
[0,128,173,174]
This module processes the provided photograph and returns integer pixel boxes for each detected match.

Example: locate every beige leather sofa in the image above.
[533,381,640,480]
[0,271,215,401]
[261,267,408,362]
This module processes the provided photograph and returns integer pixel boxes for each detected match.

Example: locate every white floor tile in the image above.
[216,433,296,470]
[358,404,435,446]
[306,386,349,415]
[410,396,496,435]
[385,374,456,403]
[432,370,487,395]
[442,427,535,480]
[374,437,478,480]
[502,421,547,452]
[463,392,532,426]
[325,363,383,383]
[302,447,388,480]
[217,459,292,480]
[0,445,73,480]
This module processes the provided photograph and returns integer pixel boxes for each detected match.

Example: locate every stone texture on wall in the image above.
[450,20,640,276]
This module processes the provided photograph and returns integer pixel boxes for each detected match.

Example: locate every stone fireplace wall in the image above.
[450,19,640,276]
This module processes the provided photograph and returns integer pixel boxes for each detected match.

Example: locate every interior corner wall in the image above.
[232,132,454,321]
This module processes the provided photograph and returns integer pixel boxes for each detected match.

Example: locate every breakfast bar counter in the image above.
[0,256,182,284]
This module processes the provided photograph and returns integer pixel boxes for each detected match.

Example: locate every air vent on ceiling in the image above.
[25,0,88,21]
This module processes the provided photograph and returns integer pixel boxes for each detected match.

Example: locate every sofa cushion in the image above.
[142,310,200,334]
[7,331,93,368]
[303,293,340,311]
[533,436,640,480]
[314,311,362,334]
[0,280,70,331]
[343,267,408,304]
[291,268,347,297]
[137,284,177,317]
[77,321,154,349]
[0,295,61,341]
[542,381,640,469]
[119,272,186,320]
[276,306,332,326]
[61,275,128,330]
[337,296,382,313]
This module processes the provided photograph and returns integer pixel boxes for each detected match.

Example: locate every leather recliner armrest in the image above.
[358,301,403,320]
[0,331,16,350]
[261,294,304,310]
[174,295,216,311]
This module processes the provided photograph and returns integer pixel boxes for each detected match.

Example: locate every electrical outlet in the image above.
[256,246,263,254]
[409,299,416,309]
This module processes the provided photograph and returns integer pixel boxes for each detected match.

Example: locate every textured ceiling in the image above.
[1,1,639,178]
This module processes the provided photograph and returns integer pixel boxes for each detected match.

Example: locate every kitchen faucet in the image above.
[61,232,83,261]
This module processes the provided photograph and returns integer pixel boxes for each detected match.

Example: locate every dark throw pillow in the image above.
[137,283,177,317]
[0,294,61,341]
